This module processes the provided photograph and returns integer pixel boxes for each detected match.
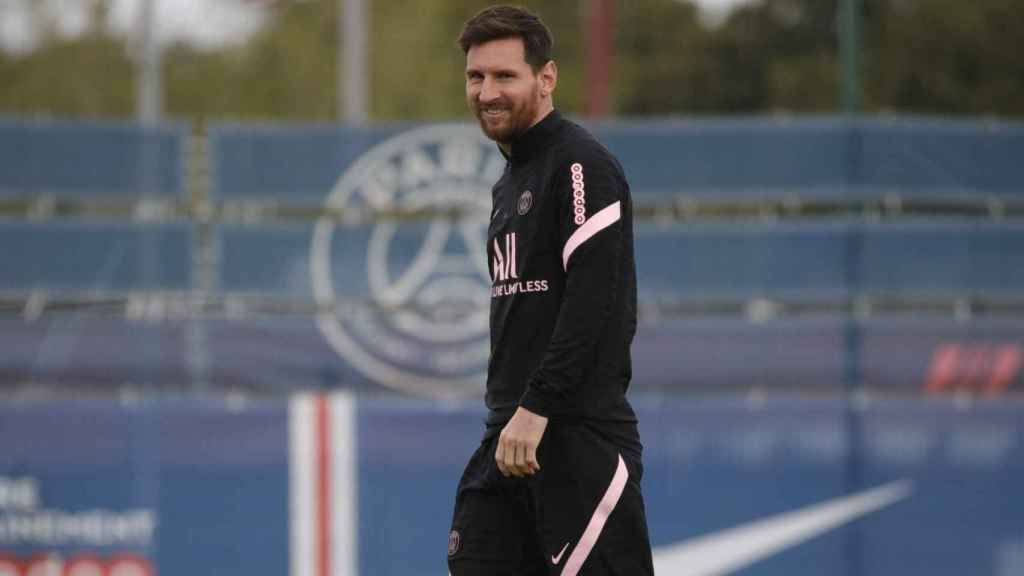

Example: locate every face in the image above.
[465,37,556,145]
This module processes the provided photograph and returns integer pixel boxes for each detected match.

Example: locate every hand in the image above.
[495,407,548,478]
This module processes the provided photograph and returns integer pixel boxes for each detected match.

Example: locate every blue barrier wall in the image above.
[4,218,1021,301]
[856,119,1024,197]
[590,117,1024,199]
[1,316,1021,395]
[591,118,853,198]
[1,119,1022,395]
[1,117,1018,205]
[212,219,1024,302]
[0,400,289,576]
[0,119,187,199]
[208,118,1024,202]
[0,221,192,293]
[209,122,466,202]
[1,397,1022,576]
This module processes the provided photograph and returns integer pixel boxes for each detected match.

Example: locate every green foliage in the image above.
[0,0,133,117]
[615,0,711,113]
[164,0,338,122]
[865,0,1024,116]
[0,0,1021,120]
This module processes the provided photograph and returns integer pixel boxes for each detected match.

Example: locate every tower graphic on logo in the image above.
[311,125,504,396]
[492,233,518,283]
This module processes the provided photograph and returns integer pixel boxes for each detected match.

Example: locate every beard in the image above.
[472,93,541,145]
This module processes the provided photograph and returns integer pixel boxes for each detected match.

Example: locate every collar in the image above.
[503,109,563,164]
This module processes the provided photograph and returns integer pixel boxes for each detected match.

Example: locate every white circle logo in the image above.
[311,125,505,397]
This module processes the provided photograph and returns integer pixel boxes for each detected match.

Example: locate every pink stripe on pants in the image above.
[561,454,629,576]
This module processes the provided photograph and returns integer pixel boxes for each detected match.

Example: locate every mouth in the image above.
[479,107,508,120]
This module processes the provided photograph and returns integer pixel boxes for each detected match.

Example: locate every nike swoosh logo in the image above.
[551,541,570,565]
[653,480,913,576]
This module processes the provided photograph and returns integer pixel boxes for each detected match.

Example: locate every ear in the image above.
[539,60,557,97]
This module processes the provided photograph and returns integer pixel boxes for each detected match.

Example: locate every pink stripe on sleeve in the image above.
[561,201,621,271]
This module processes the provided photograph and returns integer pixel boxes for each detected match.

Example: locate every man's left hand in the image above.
[495,407,548,477]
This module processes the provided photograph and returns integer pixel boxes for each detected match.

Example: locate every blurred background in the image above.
[1,1,1022,575]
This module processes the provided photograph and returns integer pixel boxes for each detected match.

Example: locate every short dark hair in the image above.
[457,5,554,71]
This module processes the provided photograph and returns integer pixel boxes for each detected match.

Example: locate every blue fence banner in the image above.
[0,118,187,199]
[2,119,1023,395]
[0,399,289,576]
[2,316,1022,396]
[2,396,1023,576]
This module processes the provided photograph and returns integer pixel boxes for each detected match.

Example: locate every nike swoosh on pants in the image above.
[551,541,571,565]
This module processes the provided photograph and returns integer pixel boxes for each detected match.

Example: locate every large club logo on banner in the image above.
[311,125,505,396]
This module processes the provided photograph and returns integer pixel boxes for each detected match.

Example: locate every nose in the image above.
[478,77,500,104]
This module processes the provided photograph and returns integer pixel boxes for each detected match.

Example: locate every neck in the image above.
[499,102,554,155]
[532,100,554,129]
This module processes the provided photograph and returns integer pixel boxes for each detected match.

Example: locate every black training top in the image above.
[485,109,639,430]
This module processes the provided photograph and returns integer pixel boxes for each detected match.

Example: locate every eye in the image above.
[466,71,483,82]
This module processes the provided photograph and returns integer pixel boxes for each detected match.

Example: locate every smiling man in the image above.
[447,6,654,576]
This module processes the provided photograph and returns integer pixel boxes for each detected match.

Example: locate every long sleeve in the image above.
[519,146,628,417]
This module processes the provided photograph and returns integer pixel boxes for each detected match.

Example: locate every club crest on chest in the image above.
[448,530,461,556]
[517,190,533,216]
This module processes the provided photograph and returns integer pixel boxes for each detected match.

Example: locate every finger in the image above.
[495,440,509,477]
[506,442,523,477]
[519,443,535,476]
[513,442,527,476]
[525,443,540,474]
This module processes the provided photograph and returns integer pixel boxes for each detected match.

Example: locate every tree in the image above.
[1,0,1022,120]
[614,0,713,114]
[163,0,337,122]
[865,0,1024,116]
[0,0,133,117]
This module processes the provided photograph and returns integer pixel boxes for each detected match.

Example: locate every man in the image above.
[448,5,654,576]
